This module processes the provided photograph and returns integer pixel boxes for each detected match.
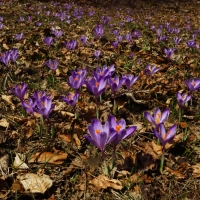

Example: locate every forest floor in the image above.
[0,0,200,199]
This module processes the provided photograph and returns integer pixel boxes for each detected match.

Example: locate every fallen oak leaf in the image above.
[29,152,67,164]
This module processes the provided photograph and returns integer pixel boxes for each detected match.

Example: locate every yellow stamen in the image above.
[41,101,46,107]
[155,112,161,124]
[95,129,100,134]
[116,125,121,132]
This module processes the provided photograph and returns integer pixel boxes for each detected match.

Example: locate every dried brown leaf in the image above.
[0,154,9,178]
[58,133,71,143]
[17,173,53,194]
[13,153,29,169]
[29,152,67,164]
[89,174,123,191]
[164,166,186,180]
[2,95,15,110]
[191,164,200,178]
[73,134,81,147]
[0,118,9,128]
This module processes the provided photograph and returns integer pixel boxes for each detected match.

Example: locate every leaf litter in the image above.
[0,0,200,199]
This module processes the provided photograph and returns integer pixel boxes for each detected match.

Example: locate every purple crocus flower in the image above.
[152,123,177,149]
[176,92,191,107]
[53,30,63,38]
[21,98,36,114]
[35,21,42,27]
[113,29,120,36]
[94,50,101,58]
[108,76,125,95]
[27,16,32,21]
[144,108,170,128]
[88,10,95,17]
[0,23,4,29]
[186,40,196,48]
[86,77,107,98]
[10,83,28,102]
[167,27,174,34]
[173,37,182,46]
[61,92,80,107]
[76,68,87,77]
[45,59,58,70]
[32,90,50,101]
[46,11,51,16]
[107,114,137,149]
[185,78,200,93]
[124,33,132,42]
[129,53,134,59]
[132,30,141,39]
[34,96,54,119]
[0,16,3,22]
[157,35,168,42]
[93,65,115,80]
[19,16,25,22]
[116,35,123,43]
[15,33,23,40]
[10,48,18,62]
[164,48,176,60]
[44,36,53,48]
[125,16,133,22]
[112,41,118,49]
[156,28,162,36]
[84,118,110,152]
[94,24,104,38]
[174,28,180,34]
[144,65,160,77]
[122,74,139,91]
[0,51,11,66]
[68,71,85,90]
[80,35,87,45]
[64,40,77,50]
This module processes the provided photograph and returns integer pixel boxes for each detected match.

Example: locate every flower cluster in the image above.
[84,115,137,152]
[144,108,177,149]
[0,48,18,66]
[10,83,54,119]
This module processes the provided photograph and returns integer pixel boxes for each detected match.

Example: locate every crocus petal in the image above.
[152,127,163,143]
[108,114,117,129]
[166,124,177,141]
[161,108,170,123]
[113,130,126,147]
[117,119,126,130]
[107,129,117,144]
[88,122,98,142]
[123,126,137,139]
[98,132,109,151]
[144,111,155,124]
[159,123,166,141]
[84,135,99,149]
[103,121,110,135]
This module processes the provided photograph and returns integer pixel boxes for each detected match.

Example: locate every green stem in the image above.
[179,108,182,122]
[74,107,78,119]
[110,147,116,170]
[51,73,55,87]
[160,148,165,173]
[96,98,99,119]
[113,97,118,115]
[101,151,109,176]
